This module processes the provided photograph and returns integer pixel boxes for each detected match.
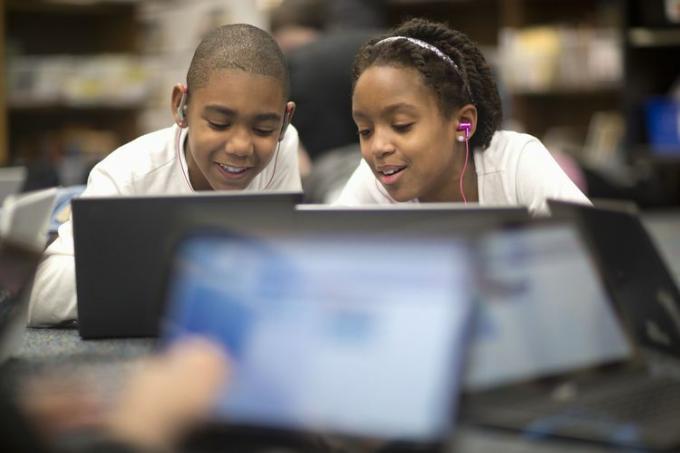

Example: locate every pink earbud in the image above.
[457,121,471,142]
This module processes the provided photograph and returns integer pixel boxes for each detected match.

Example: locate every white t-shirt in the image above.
[28,124,302,326]
[336,130,591,214]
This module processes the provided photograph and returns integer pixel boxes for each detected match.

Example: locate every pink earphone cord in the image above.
[459,138,469,204]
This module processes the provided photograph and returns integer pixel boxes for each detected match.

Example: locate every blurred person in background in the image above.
[270,0,385,200]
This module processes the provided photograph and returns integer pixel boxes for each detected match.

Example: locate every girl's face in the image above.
[352,65,460,202]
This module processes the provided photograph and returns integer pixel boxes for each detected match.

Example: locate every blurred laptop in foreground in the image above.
[463,222,680,451]
[161,229,476,451]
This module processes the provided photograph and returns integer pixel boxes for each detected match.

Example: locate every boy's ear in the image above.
[171,83,189,128]
[278,101,296,142]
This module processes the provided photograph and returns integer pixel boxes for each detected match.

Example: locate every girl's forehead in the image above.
[353,65,437,106]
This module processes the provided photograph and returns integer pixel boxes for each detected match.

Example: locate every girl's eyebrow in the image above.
[353,102,418,120]
[383,103,418,114]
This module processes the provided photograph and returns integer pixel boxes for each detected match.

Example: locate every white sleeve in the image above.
[27,164,126,326]
[27,221,77,326]
[333,159,381,205]
[515,139,592,216]
[267,125,302,191]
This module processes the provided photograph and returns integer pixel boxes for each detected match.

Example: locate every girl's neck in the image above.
[420,145,479,203]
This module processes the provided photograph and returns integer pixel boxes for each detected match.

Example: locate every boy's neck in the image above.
[184,139,212,191]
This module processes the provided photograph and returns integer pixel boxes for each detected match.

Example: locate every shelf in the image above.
[508,86,622,96]
[6,0,137,15]
[628,28,680,47]
[629,145,680,162]
[9,102,144,112]
[6,0,138,55]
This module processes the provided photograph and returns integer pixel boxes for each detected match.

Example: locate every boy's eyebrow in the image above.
[204,105,281,122]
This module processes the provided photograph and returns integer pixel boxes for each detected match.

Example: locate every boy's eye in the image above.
[208,120,230,130]
[357,128,372,138]
[393,123,413,133]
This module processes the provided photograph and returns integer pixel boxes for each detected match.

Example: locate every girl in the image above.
[336,18,590,215]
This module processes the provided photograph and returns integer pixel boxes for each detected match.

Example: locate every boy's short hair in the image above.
[187,23,290,98]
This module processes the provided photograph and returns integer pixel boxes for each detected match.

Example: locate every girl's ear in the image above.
[454,104,478,142]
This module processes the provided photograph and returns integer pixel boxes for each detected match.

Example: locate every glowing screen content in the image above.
[163,233,473,441]
[464,225,632,391]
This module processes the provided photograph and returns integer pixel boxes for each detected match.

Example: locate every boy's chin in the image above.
[207,172,256,191]
[209,179,251,191]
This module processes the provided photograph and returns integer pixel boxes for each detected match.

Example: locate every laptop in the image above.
[642,210,680,286]
[0,188,57,361]
[0,187,58,250]
[160,229,475,451]
[462,223,680,451]
[0,166,27,205]
[548,200,680,359]
[72,191,301,339]
[294,204,530,236]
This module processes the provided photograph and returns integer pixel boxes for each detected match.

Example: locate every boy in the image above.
[28,24,301,325]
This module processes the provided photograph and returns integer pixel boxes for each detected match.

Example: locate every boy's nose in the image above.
[224,128,254,158]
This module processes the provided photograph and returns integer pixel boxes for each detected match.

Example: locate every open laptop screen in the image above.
[464,225,633,391]
[162,232,474,443]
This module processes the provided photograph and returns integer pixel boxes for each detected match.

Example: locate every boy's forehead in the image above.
[194,68,286,101]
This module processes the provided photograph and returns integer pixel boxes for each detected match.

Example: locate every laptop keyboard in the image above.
[504,375,680,423]
[577,378,680,425]
[466,373,680,448]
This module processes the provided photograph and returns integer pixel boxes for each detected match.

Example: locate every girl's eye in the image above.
[254,128,275,137]
[393,123,413,133]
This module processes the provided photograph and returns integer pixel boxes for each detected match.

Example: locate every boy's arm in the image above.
[27,166,124,326]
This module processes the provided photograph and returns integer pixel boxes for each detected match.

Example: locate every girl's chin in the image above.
[383,186,416,202]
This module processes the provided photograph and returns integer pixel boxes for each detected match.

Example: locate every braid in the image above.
[353,18,502,151]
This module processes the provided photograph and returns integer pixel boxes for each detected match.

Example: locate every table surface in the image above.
[5,328,617,453]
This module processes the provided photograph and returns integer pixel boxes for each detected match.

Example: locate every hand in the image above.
[105,337,229,451]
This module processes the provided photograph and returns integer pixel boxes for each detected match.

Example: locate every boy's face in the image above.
[352,65,461,202]
[176,69,292,191]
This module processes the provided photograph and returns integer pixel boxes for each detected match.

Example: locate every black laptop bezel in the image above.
[72,191,302,339]
[462,220,645,394]
[548,199,680,358]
